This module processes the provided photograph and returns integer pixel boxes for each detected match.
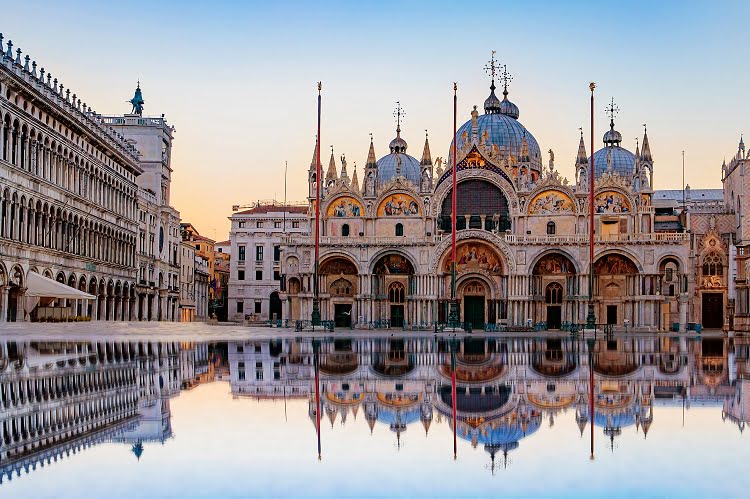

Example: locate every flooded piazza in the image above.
[0,327,749,497]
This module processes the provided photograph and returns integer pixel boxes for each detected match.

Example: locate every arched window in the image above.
[341,224,350,237]
[703,252,723,276]
[395,223,404,236]
[388,282,405,303]
[546,221,556,235]
[545,282,563,304]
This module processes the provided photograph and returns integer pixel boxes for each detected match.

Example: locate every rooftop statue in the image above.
[128,81,145,116]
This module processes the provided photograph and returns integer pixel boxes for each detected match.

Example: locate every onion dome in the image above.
[377,128,421,187]
[591,116,636,178]
[452,64,542,173]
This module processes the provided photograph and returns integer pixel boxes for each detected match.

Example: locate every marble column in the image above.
[0,286,8,323]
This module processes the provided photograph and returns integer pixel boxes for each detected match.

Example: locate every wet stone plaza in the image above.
[0,325,748,498]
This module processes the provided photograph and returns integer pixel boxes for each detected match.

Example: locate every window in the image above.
[236,301,244,313]
[292,221,300,228]
[388,282,405,303]
[195,244,200,250]
[256,270,263,281]
[255,301,262,313]
[256,221,263,228]
[703,252,723,276]
[238,221,246,228]
[342,224,350,237]
[545,282,563,304]
[238,270,245,281]
[237,345,244,353]
[273,245,281,261]
[395,223,404,236]
[237,362,245,381]
[273,270,281,281]
[546,221,556,235]
[238,245,246,261]
[256,246,264,261]
[274,221,282,228]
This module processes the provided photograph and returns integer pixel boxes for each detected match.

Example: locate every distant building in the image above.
[228,202,308,322]
[216,240,231,256]
[178,241,196,322]
[195,254,210,320]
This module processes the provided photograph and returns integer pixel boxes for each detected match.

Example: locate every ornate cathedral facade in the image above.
[281,61,744,332]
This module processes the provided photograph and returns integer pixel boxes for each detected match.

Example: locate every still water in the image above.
[1,333,748,498]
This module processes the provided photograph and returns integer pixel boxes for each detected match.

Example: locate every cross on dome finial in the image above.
[393,101,405,135]
[499,64,512,95]
[605,97,619,124]
[484,50,498,81]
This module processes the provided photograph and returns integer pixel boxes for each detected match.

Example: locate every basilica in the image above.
[281,60,746,332]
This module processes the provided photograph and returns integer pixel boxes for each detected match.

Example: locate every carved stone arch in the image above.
[529,249,580,275]
[374,189,424,218]
[432,167,519,218]
[318,252,359,275]
[588,185,635,214]
[0,262,7,286]
[368,248,418,275]
[429,229,516,274]
[456,272,499,300]
[9,264,25,287]
[593,250,642,274]
[324,194,364,218]
[658,254,685,272]
[526,187,578,215]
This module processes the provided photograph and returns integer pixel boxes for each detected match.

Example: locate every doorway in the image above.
[390,305,404,328]
[269,292,282,322]
[702,293,723,329]
[606,305,617,325]
[464,296,485,330]
[334,303,352,328]
[546,306,562,329]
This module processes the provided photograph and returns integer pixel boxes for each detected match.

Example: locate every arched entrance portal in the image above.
[532,253,577,329]
[320,256,358,327]
[594,254,638,326]
[373,254,414,327]
[460,280,487,330]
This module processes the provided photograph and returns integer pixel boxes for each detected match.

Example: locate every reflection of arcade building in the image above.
[0,340,182,481]
[280,59,718,331]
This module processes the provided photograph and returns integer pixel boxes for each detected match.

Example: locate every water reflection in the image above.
[1,334,749,487]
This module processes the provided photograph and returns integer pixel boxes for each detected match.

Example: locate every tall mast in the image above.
[448,83,459,328]
[586,83,597,329]
[312,83,322,326]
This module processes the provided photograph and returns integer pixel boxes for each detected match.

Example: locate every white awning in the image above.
[26,272,96,299]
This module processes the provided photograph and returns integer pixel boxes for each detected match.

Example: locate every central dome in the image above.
[590,120,636,178]
[376,127,420,187]
[452,80,542,173]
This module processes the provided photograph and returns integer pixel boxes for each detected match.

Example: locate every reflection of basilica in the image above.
[226,335,750,466]
[281,54,750,332]
[0,340,208,482]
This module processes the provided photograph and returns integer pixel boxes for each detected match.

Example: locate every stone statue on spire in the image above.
[128,81,145,116]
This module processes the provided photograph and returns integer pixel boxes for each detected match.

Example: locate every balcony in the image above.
[504,232,688,245]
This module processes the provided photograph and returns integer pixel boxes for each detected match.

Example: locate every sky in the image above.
[5,0,750,239]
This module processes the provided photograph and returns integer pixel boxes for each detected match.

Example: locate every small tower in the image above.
[363,135,378,198]
[739,135,746,161]
[420,130,433,193]
[575,130,589,191]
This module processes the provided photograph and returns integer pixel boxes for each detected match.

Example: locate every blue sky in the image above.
[5,1,749,236]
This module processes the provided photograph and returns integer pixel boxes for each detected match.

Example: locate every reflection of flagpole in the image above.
[451,338,458,459]
[283,160,288,232]
[588,337,595,460]
[314,339,322,459]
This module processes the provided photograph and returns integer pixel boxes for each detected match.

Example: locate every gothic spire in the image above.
[421,130,432,166]
[366,135,377,167]
[641,125,652,162]
[351,162,359,192]
[309,137,318,170]
[633,139,641,174]
[326,146,337,180]
[576,130,588,165]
